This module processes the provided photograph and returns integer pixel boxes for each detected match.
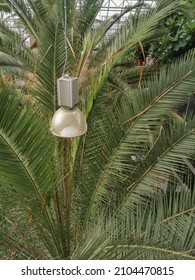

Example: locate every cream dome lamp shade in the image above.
[50,75,87,138]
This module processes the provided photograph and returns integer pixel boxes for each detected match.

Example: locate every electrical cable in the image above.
[62,0,68,76]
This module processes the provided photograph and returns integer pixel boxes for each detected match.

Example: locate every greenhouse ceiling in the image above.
[0,0,156,45]
[77,0,157,39]
[77,0,156,20]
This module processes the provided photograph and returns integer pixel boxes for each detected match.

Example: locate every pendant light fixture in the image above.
[50,0,87,138]
[50,75,87,138]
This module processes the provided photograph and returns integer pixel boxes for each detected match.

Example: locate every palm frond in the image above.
[0,76,68,258]
[32,16,65,113]
[73,52,195,233]
[0,20,34,72]
[72,185,195,259]
[83,0,184,115]
[4,0,38,39]
[74,0,103,37]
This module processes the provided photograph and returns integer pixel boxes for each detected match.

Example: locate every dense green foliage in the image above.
[0,0,194,260]
[150,0,195,63]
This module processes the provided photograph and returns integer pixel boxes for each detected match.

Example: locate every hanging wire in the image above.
[62,0,68,76]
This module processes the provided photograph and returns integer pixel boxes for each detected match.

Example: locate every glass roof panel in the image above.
[97,0,155,20]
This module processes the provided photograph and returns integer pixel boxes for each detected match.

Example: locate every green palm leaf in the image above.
[72,186,195,259]
[4,0,38,39]
[73,52,195,232]
[0,77,68,258]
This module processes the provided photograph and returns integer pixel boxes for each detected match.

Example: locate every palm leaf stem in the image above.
[103,244,195,259]
[123,71,193,124]
[163,207,195,223]
[127,129,194,191]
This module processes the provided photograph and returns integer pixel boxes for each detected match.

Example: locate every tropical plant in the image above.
[149,0,195,64]
[0,0,195,260]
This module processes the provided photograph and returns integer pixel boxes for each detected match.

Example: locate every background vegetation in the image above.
[150,0,195,64]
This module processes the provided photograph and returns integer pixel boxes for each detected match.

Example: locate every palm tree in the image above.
[0,0,195,259]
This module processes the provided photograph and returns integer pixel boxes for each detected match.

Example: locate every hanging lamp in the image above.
[50,0,87,138]
[50,75,87,138]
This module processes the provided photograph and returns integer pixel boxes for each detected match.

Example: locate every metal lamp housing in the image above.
[50,76,87,138]
[57,76,79,108]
